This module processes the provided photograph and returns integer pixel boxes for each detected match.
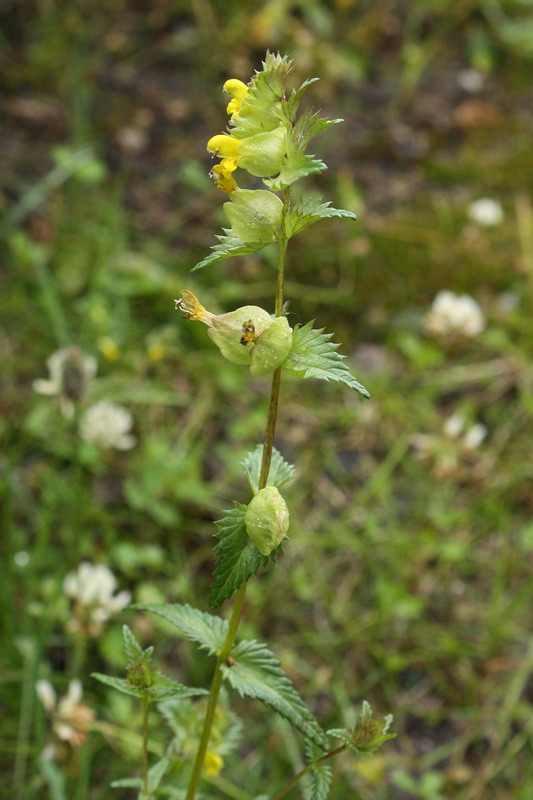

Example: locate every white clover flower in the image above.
[36,679,95,748]
[467,198,503,226]
[443,413,487,449]
[64,561,131,636]
[411,412,487,479]
[79,400,136,450]
[457,68,484,93]
[33,346,97,418]
[425,291,485,339]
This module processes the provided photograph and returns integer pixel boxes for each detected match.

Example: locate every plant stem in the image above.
[142,693,150,795]
[185,191,290,800]
[270,745,346,800]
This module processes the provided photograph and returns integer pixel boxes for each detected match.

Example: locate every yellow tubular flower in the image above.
[174,290,214,324]
[210,157,238,193]
[223,78,249,119]
[207,134,241,159]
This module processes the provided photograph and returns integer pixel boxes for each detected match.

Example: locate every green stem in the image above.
[270,745,346,800]
[142,693,150,795]
[185,191,291,800]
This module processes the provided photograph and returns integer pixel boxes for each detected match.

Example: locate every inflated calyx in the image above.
[175,291,292,375]
[245,486,289,556]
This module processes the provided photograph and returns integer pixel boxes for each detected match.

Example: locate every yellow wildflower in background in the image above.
[204,750,223,777]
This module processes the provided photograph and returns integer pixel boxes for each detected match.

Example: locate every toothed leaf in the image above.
[92,672,205,701]
[133,603,228,656]
[303,740,333,800]
[192,232,269,271]
[283,322,370,397]
[285,197,356,237]
[221,639,327,750]
[264,153,327,191]
[241,444,296,494]
[208,504,273,609]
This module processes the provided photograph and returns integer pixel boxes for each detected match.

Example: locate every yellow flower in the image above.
[223,78,249,119]
[210,157,239,193]
[207,128,286,179]
[174,290,214,324]
[207,134,241,159]
[204,750,224,777]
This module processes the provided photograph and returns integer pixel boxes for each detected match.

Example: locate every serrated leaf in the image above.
[294,109,343,150]
[285,197,356,237]
[192,232,269,271]
[221,639,327,750]
[92,672,206,701]
[133,603,228,656]
[285,78,320,120]
[241,444,296,494]
[122,625,147,665]
[232,52,293,138]
[283,322,370,398]
[304,740,332,800]
[208,504,270,608]
[264,153,327,192]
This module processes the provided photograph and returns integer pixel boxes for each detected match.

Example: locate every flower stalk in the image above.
[186,192,290,800]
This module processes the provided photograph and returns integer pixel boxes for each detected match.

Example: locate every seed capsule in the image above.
[250,316,292,376]
[245,486,289,556]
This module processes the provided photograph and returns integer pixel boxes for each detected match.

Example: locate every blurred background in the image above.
[2,1,533,798]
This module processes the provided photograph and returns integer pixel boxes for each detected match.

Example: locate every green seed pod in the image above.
[208,305,272,365]
[245,486,289,556]
[223,189,283,244]
[250,316,293,376]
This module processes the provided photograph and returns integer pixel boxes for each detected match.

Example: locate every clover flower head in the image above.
[79,400,136,450]
[411,412,487,479]
[425,291,485,339]
[467,198,503,227]
[64,561,131,636]
[36,679,95,749]
[33,346,97,418]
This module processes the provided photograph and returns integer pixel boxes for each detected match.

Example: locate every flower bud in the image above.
[223,189,283,243]
[245,486,289,556]
[250,316,292,376]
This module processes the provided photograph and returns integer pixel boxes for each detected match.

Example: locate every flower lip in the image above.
[207,134,240,158]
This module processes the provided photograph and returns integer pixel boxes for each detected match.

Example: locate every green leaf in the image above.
[241,444,296,494]
[111,757,169,793]
[304,740,332,800]
[192,232,269,271]
[283,322,370,398]
[221,639,327,750]
[232,52,293,138]
[133,603,228,656]
[327,701,395,754]
[285,78,320,120]
[294,109,343,150]
[263,152,327,192]
[285,197,356,238]
[122,624,148,664]
[92,672,206,701]
[208,504,271,609]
